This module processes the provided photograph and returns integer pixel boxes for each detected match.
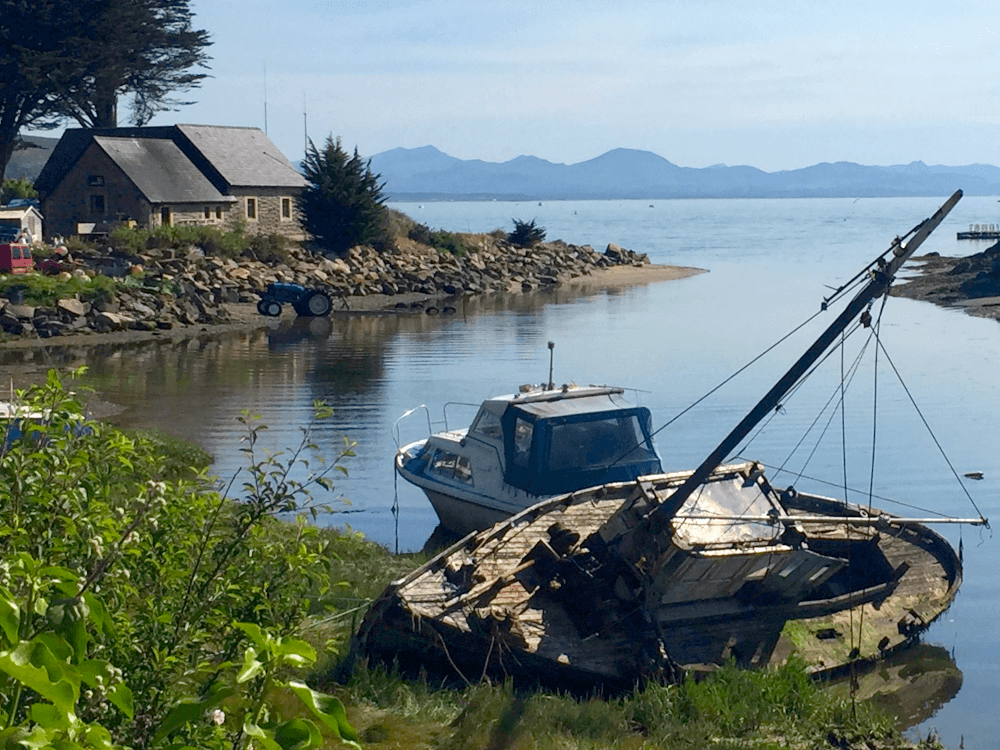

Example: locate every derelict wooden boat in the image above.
[358,462,964,687]
[359,191,985,687]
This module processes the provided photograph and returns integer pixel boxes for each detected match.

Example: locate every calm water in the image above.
[4,196,997,746]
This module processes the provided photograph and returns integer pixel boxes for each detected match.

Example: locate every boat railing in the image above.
[442,401,481,433]
[392,405,432,450]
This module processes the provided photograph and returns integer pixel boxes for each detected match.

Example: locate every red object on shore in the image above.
[0,243,34,274]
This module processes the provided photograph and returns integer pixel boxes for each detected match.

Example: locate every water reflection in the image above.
[823,644,963,730]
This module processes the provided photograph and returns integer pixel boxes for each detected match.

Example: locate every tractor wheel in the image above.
[262,300,282,317]
[256,300,269,315]
[302,290,333,317]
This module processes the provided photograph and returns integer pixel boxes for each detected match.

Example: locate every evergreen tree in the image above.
[301,136,394,257]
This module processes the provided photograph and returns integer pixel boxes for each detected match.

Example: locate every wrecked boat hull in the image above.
[358,467,961,689]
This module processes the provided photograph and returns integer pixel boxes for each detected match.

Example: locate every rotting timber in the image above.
[357,190,986,688]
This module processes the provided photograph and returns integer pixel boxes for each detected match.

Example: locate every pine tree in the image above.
[300,136,394,257]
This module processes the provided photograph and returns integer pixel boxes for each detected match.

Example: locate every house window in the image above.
[246,197,257,220]
[204,206,211,219]
[90,194,105,215]
[87,175,105,187]
[160,207,171,226]
[215,207,223,219]
[281,197,292,219]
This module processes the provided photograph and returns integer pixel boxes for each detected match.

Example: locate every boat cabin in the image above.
[482,386,662,495]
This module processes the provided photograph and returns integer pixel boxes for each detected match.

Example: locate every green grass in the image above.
[317,658,912,750]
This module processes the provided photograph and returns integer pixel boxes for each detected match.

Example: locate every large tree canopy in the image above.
[57,0,211,129]
[0,0,210,180]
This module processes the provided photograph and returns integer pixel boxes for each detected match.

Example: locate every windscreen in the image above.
[547,414,657,472]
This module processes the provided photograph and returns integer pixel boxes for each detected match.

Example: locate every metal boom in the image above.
[648,189,963,525]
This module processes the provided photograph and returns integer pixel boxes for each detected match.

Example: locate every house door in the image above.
[160,207,171,226]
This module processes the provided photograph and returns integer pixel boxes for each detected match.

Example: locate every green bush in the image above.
[508,218,546,248]
[246,231,291,264]
[1,176,37,203]
[0,271,117,306]
[0,371,361,749]
[407,222,434,246]
[407,223,470,255]
[108,224,252,258]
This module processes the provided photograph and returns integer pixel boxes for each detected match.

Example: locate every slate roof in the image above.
[92,137,230,204]
[34,125,305,199]
[176,125,306,189]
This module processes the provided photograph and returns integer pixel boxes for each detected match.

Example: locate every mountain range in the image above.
[9,138,1000,202]
[369,146,1000,201]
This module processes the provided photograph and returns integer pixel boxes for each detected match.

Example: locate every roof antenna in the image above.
[547,341,555,390]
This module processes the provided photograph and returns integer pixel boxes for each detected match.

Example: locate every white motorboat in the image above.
[395,384,663,536]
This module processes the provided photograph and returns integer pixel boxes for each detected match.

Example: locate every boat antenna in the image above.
[644,190,963,527]
[547,341,555,390]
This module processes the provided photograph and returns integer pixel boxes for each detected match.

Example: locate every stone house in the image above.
[34,125,306,241]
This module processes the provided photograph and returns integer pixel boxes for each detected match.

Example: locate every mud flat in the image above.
[891,243,1000,322]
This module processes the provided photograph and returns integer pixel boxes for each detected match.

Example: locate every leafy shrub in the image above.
[1,176,37,203]
[0,371,361,749]
[407,222,434,246]
[407,223,470,255]
[246,231,290,264]
[301,135,394,257]
[0,271,117,306]
[507,218,546,248]
[108,224,251,258]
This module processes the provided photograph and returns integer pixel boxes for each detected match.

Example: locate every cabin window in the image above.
[281,197,292,219]
[428,450,474,485]
[160,207,172,226]
[472,410,503,440]
[204,206,211,219]
[89,195,105,215]
[512,417,534,468]
[215,207,223,219]
[246,198,257,220]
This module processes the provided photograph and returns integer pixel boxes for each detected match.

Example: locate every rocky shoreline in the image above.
[0,236,694,345]
[891,241,1000,322]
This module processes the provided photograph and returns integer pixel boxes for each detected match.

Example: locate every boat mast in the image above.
[647,190,963,525]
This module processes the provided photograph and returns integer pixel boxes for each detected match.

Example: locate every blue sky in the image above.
[40,0,1000,171]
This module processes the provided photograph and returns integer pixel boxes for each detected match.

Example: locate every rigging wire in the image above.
[735,316,872,468]
[645,305,829,444]
[872,332,989,525]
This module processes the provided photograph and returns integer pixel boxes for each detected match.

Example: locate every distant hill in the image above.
[369,146,999,201]
[3,136,60,183]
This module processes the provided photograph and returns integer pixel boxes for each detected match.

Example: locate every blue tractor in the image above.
[256,282,333,317]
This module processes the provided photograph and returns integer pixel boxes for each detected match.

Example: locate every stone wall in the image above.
[0,238,650,338]
[226,189,305,241]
